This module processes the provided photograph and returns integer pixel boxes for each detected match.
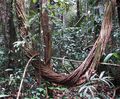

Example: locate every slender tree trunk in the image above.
[77,0,80,19]
[117,0,120,26]
[7,0,17,68]
[0,0,8,48]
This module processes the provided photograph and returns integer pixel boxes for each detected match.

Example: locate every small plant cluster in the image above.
[79,71,114,99]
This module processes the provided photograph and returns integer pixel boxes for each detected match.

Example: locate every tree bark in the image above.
[1,0,17,68]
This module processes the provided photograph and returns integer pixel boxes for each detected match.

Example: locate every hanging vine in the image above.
[15,0,115,87]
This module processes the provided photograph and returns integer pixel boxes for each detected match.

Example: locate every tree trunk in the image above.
[117,0,120,26]
[1,0,17,68]
[77,0,80,19]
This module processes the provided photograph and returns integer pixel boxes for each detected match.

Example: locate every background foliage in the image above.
[0,0,120,98]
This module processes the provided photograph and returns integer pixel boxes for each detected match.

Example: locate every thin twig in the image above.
[74,14,86,26]
[17,54,38,99]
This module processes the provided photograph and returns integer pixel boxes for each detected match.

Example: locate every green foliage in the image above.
[79,71,114,99]
[26,87,46,98]
[103,52,120,63]
[13,41,26,48]
[48,86,67,91]
[0,48,7,66]
[1,0,120,98]
[0,95,10,98]
[32,0,37,4]
[0,49,5,65]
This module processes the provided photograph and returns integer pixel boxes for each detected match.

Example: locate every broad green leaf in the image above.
[79,85,86,92]
[89,87,94,98]
[37,88,45,92]
[113,52,120,60]
[32,0,37,4]
[103,53,113,62]
[5,68,13,71]
[90,73,98,80]
[99,71,105,79]
[0,95,10,98]
[60,0,64,2]
[0,51,4,54]
[48,86,67,91]
[83,87,88,95]
[103,52,120,62]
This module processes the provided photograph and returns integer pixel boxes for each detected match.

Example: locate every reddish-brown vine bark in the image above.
[16,0,115,87]
[42,10,52,65]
